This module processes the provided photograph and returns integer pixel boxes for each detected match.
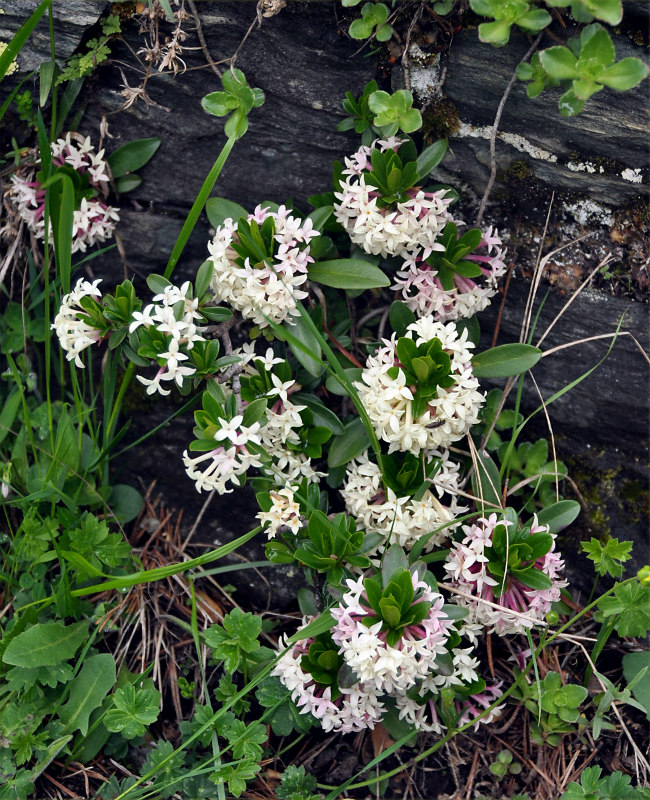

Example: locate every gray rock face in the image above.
[439,30,648,203]
[0,1,107,72]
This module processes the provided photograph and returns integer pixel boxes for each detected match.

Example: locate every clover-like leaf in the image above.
[368,89,422,135]
[201,68,264,140]
[349,2,393,42]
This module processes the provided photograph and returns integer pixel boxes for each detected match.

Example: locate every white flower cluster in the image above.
[207,205,318,328]
[395,679,504,734]
[273,627,385,733]
[240,345,326,487]
[330,573,454,694]
[9,133,119,253]
[355,317,484,454]
[341,450,466,551]
[183,414,263,495]
[130,281,204,396]
[393,227,508,321]
[444,513,567,636]
[51,278,104,368]
[333,138,452,259]
[256,486,303,539]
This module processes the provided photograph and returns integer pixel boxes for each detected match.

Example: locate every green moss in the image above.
[499,159,535,182]
[421,98,460,141]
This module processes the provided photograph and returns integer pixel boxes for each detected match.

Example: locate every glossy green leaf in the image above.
[471,449,502,511]
[205,197,248,228]
[107,138,161,178]
[114,174,142,193]
[325,368,363,397]
[472,343,542,378]
[308,259,389,290]
[292,393,345,436]
[416,138,448,178]
[307,205,333,232]
[536,500,580,533]
[327,417,370,468]
[284,314,324,378]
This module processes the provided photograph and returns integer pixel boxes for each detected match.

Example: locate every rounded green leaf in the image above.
[472,343,542,378]
[539,47,580,80]
[308,259,389,290]
[478,20,513,47]
[201,91,239,117]
[598,58,649,91]
[205,197,248,228]
[517,9,551,31]
[400,108,423,133]
[349,17,374,39]
[558,87,585,116]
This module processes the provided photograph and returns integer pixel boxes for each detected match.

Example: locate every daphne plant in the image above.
[9,133,120,253]
[393,223,507,321]
[355,316,484,454]
[444,511,567,635]
[333,137,451,258]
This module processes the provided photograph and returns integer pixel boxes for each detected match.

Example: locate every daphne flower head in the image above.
[9,133,119,253]
[444,512,567,636]
[273,622,384,733]
[341,450,467,551]
[334,138,452,259]
[331,568,454,694]
[393,223,507,321]
[356,317,484,454]
[207,205,318,328]
[51,278,105,367]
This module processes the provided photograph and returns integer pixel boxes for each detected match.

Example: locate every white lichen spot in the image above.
[454,122,558,163]
[311,100,323,110]
[408,44,443,103]
[563,199,614,227]
[621,167,643,184]
[566,160,603,174]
